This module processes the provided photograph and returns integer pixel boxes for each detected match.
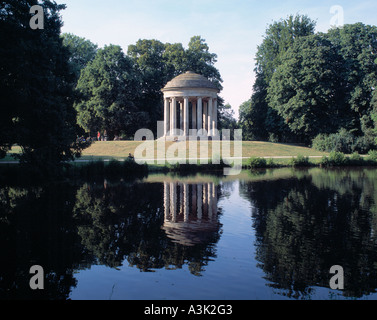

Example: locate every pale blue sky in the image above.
[59,0,377,117]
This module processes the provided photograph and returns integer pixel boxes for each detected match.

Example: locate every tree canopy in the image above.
[0,0,87,172]
[240,15,377,151]
[74,45,146,138]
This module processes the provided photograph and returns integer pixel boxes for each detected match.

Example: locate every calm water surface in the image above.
[1,167,377,300]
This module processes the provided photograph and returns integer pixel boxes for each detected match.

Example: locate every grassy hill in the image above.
[2,141,328,164]
[79,141,327,160]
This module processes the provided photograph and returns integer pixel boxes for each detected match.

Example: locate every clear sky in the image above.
[59,0,377,118]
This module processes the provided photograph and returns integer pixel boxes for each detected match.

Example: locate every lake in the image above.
[1,167,377,300]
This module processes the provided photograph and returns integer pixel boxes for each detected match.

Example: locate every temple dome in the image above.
[162,71,219,92]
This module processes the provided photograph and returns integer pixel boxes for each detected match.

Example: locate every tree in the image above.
[218,103,237,132]
[0,0,86,171]
[238,100,254,140]
[61,33,98,83]
[185,36,223,90]
[127,39,169,133]
[244,15,316,142]
[267,34,348,142]
[326,23,377,137]
[75,45,146,139]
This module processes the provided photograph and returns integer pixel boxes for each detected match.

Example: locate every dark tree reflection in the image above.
[240,168,377,299]
[0,183,83,300]
[0,177,223,299]
[73,179,223,276]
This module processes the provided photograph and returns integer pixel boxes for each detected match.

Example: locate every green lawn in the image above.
[80,140,328,163]
[2,141,328,163]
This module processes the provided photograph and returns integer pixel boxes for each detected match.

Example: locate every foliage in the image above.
[247,157,267,169]
[61,33,98,83]
[218,103,238,134]
[241,17,377,151]
[267,34,348,142]
[74,45,148,139]
[289,155,311,167]
[326,24,377,137]
[239,15,316,142]
[367,150,377,163]
[0,0,88,172]
[312,129,376,154]
[320,152,349,167]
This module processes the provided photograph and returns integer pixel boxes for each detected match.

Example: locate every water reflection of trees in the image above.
[73,180,222,276]
[0,178,223,299]
[240,168,377,299]
[0,184,83,300]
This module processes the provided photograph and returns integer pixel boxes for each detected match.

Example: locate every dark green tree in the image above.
[61,33,98,83]
[75,45,146,139]
[184,36,223,91]
[0,0,87,172]
[267,34,348,142]
[218,103,237,132]
[127,39,169,133]
[326,23,377,137]
[241,15,316,142]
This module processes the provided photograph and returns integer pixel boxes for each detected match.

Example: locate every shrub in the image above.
[247,157,267,169]
[289,155,311,167]
[312,129,377,154]
[352,135,376,154]
[266,158,276,167]
[366,150,377,164]
[312,129,354,154]
[348,152,364,166]
[320,152,349,167]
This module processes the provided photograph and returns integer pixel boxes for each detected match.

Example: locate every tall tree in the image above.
[326,23,377,137]
[127,39,168,132]
[267,34,348,142]
[185,36,223,90]
[75,45,146,139]
[61,33,98,83]
[0,0,86,171]
[241,15,316,142]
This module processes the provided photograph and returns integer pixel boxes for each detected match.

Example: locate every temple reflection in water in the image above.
[163,181,219,246]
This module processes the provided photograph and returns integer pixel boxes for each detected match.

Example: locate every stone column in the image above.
[192,100,197,131]
[203,101,207,132]
[197,98,203,132]
[213,98,218,136]
[164,98,170,136]
[183,97,189,136]
[207,98,213,136]
[171,97,176,135]
[179,101,183,135]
